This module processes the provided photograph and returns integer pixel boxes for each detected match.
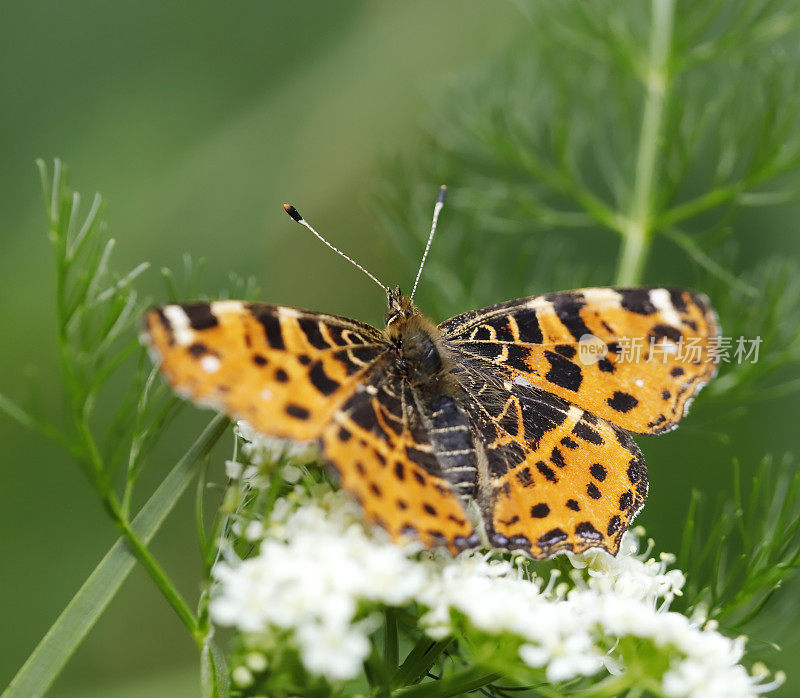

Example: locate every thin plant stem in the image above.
[615,0,675,285]
[109,498,202,644]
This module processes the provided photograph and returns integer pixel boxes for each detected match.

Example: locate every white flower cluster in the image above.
[211,425,784,695]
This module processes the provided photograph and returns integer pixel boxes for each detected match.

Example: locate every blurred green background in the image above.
[2,2,799,696]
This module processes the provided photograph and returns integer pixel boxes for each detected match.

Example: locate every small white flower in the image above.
[232,665,253,687]
[244,520,264,541]
[225,459,243,479]
[245,651,268,672]
[295,621,370,681]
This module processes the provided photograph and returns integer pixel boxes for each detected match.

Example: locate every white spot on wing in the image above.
[512,375,533,388]
[211,300,245,316]
[200,355,221,373]
[260,388,273,401]
[163,305,194,346]
[649,288,682,327]
[635,379,644,387]
[582,288,622,307]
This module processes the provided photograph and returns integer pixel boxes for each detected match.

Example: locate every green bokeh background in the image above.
[1,2,798,696]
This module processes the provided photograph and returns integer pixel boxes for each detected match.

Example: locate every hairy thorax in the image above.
[384,297,454,389]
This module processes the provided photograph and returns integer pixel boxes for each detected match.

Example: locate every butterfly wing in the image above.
[145,301,478,552]
[456,364,646,558]
[144,301,386,441]
[321,356,479,553]
[440,287,719,434]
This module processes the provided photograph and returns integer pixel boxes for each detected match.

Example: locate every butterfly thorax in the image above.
[384,292,454,387]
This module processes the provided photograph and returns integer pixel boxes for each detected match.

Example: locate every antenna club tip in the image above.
[283,203,303,222]
[437,185,447,204]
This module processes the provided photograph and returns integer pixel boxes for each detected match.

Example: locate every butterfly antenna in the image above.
[283,203,388,293]
[409,185,446,302]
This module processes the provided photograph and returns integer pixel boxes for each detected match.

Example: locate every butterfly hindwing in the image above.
[441,287,719,434]
[458,368,646,558]
[321,357,478,553]
[144,301,386,441]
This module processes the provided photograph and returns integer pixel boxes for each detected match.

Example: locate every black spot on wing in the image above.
[668,288,688,312]
[518,389,569,447]
[504,344,531,373]
[537,527,568,549]
[572,417,604,445]
[576,521,603,540]
[536,461,557,483]
[286,403,310,420]
[253,309,285,350]
[487,318,515,342]
[650,324,683,343]
[188,342,208,358]
[607,516,621,536]
[550,446,566,468]
[554,344,576,359]
[473,325,493,341]
[590,463,607,481]
[183,304,219,330]
[546,292,592,341]
[530,503,550,518]
[619,289,656,315]
[309,362,341,396]
[514,309,544,344]
[597,358,615,373]
[544,351,583,391]
[607,391,638,413]
[299,318,329,350]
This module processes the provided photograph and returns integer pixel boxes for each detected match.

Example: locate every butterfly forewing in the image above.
[144,302,386,441]
[440,287,719,434]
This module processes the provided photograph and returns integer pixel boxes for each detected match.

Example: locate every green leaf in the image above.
[392,637,453,688]
[2,415,229,698]
[392,666,502,698]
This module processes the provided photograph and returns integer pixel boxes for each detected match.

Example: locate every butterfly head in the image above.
[385,285,419,327]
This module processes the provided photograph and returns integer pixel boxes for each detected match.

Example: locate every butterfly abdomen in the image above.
[424,394,478,499]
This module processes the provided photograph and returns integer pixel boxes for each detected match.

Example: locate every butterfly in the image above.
[143,187,719,558]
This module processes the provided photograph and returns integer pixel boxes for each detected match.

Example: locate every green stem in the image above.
[384,608,399,669]
[615,0,675,285]
[110,503,201,644]
[392,666,502,698]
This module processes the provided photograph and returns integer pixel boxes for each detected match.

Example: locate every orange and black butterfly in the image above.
[143,187,718,558]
